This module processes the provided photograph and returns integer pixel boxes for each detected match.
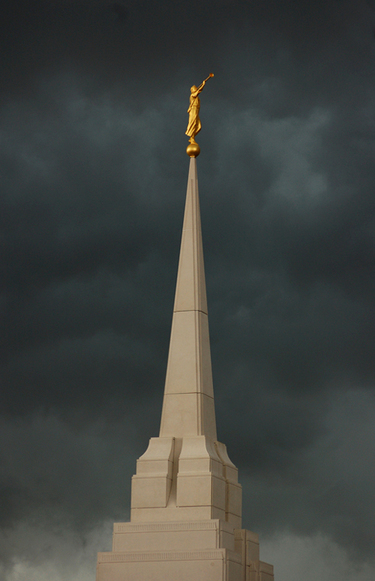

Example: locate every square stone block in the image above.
[178,435,224,478]
[131,475,171,508]
[136,459,173,476]
[179,457,212,473]
[177,474,226,509]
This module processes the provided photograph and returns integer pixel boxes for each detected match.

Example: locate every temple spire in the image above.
[159,157,217,440]
[96,81,274,581]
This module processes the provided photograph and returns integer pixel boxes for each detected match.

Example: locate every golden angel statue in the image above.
[185,73,214,143]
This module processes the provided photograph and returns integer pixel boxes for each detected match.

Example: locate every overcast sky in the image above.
[1,1,375,580]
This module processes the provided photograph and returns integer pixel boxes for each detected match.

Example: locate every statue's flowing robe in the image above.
[185,92,201,138]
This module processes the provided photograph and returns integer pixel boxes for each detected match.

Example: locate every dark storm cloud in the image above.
[2,0,374,103]
[0,84,184,421]
[1,1,375,579]
[239,389,375,564]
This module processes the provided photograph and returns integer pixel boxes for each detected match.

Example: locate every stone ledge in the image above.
[114,519,234,533]
[98,548,242,564]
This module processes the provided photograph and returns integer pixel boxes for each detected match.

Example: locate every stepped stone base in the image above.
[96,520,274,581]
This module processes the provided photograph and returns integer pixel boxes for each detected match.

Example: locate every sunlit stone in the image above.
[96,158,274,581]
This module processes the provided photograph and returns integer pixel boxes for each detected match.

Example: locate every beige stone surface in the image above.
[160,157,215,441]
[246,560,275,581]
[131,437,174,510]
[162,311,214,398]
[96,157,274,581]
[177,473,226,508]
[112,520,235,552]
[159,393,216,438]
[227,481,242,514]
[173,158,207,314]
[235,529,260,564]
[97,548,242,581]
[130,504,226,523]
[216,441,239,482]
[178,435,223,475]
[130,476,171,508]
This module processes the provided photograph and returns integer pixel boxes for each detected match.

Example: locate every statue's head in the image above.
[190,85,197,92]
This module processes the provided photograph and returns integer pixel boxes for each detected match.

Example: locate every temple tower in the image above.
[96,148,274,581]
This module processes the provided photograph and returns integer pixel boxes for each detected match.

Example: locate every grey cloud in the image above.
[1,1,375,579]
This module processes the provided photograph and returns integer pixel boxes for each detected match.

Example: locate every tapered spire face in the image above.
[129,157,241,528]
[96,138,274,581]
[159,157,217,441]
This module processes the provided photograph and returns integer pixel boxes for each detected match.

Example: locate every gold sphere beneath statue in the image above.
[186,141,201,157]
